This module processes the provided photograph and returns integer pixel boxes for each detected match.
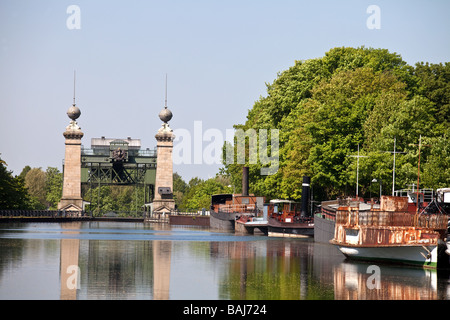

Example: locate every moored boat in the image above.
[235,214,268,235]
[330,195,449,269]
[315,187,450,244]
[209,167,264,231]
[267,200,314,238]
[210,193,264,231]
[267,177,314,238]
[314,198,361,243]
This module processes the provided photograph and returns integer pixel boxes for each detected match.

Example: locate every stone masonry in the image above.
[152,122,175,213]
[58,107,84,211]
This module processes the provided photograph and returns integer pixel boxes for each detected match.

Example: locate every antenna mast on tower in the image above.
[165,74,168,109]
[73,70,76,106]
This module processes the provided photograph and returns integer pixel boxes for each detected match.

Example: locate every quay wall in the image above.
[314,214,336,243]
[169,215,210,226]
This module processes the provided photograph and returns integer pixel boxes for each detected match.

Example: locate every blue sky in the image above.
[0,0,449,182]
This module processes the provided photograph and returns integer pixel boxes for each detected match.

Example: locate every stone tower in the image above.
[152,95,175,214]
[58,100,84,211]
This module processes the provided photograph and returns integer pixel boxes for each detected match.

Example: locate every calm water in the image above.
[0,221,449,300]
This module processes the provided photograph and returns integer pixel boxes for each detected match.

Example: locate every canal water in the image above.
[0,221,449,300]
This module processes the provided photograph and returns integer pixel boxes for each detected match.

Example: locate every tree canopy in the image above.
[0,157,31,209]
[221,47,450,202]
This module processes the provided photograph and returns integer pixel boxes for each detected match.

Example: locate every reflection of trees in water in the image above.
[216,240,334,300]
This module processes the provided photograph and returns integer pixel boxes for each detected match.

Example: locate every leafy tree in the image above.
[421,128,450,189]
[19,165,31,180]
[173,172,188,210]
[182,176,232,211]
[0,157,31,209]
[24,168,47,209]
[415,62,450,124]
[84,186,114,215]
[83,185,147,216]
[221,46,450,202]
[45,167,62,209]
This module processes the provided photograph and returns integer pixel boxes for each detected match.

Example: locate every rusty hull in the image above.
[332,196,448,247]
[379,196,409,212]
[332,225,440,247]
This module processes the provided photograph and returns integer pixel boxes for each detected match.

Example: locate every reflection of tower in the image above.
[58,75,84,211]
[60,222,81,300]
[152,77,175,214]
[153,240,172,299]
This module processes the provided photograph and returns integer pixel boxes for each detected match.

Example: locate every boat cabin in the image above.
[210,194,264,215]
[268,199,313,223]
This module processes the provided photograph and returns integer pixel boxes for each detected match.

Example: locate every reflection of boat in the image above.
[330,195,449,269]
[209,167,264,231]
[333,262,440,300]
[267,177,314,238]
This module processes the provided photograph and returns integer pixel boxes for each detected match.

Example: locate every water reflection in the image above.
[335,262,432,299]
[153,240,171,300]
[0,222,449,300]
[213,239,329,299]
[60,222,81,300]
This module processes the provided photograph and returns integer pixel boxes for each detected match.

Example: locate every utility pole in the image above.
[384,137,405,196]
[409,135,431,214]
[348,144,368,198]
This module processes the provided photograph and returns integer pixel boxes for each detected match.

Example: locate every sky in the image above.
[0,0,449,182]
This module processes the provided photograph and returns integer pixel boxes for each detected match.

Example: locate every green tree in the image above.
[24,168,47,209]
[182,177,231,211]
[421,128,450,189]
[19,165,31,180]
[0,157,31,209]
[415,62,450,124]
[173,172,188,210]
[221,46,449,201]
[45,167,62,209]
[84,185,111,215]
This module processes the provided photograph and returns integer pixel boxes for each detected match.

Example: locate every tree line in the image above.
[0,160,62,210]
[221,46,450,202]
[0,156,231,212]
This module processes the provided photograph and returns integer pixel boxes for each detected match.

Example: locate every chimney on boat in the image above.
[301,176,310,217]
[242,166,249,196]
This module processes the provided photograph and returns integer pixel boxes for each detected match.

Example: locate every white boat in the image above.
[335,238,441,268]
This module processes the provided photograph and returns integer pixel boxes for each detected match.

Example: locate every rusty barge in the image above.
[330,195,450,269]
[210,167,264,231]
[210,193,264,231]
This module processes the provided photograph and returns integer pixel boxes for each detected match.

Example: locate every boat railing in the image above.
[336,208,448,230]
[217,204,258,214]
[318,207,337,221]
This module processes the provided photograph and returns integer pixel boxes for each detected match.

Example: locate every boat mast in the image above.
[409,135,430,214]
[392,137,396,196]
